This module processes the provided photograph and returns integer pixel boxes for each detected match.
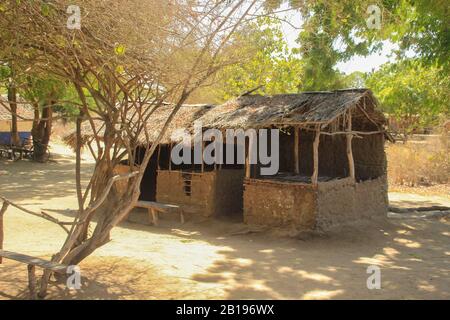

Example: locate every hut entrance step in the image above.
[182,173,193,196]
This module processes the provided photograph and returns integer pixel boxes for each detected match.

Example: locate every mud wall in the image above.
[156,169,245,217]
[316,176,388,229]
[156,170,216,216]
[243,180,317,229]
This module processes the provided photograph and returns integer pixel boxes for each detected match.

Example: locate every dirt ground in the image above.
[0,144,449,300]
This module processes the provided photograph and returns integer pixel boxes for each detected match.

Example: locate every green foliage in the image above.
[209,17,303,102]
[389,0,450,70]
[269,0,449,71]
[22,75,80,119]
[366,59,450,132]
[292,0,381,90]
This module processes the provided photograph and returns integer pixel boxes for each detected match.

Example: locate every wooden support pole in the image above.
[169,143,172,171]
[245,138,252,179]
[294,127,300,175]
[346,112,356,181]
[180,209,185,224]
[312,126,320,186]
[156,145,161,170]
[148,208,159,226]
[201,141,205,173]
[0,201,9,264]
[28,264,36,300]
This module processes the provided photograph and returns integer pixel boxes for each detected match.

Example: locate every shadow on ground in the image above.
[1,145,449,299]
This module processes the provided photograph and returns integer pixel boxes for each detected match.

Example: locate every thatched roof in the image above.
[139,103,214,144]
[0,96,35,121]
[200,88,385,129]
[67,89,387,147]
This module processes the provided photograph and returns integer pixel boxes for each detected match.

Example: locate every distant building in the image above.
[0,96,34,145]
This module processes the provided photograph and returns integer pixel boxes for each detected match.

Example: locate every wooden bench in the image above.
[0,250,68,299]
[135,201,184,226]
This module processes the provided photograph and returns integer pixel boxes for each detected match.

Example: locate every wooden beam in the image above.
[294,127,300,174]
[0,202,9,264]
[311,126,320,186]
[136,200,180,212]
[0,250,68,273]
[347,111,356,181]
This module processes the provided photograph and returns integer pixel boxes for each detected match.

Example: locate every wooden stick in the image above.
[319,130,384,136]
[201,141,205,173]
[245,138,252,179]
[180,209,185,224]
[358,98,381,130]
[312,126,320,186]
[151,208,159,226]
[0,202,9,264]
[294,127,300,174]
[28,264,36,300]
[156,145,161,170]
[169,143,172,171]
[347,111,356,181]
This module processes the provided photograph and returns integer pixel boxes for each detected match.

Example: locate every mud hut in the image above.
[68,89,391,229]
[201,89,391,229]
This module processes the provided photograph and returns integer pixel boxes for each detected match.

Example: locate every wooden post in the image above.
[0,202,9,264]
[156,145,161,170]
[168,143,172,171]
[28,264,36,300]
[201,141,205,173]
[180,209,185,224]
[346,112,356,181]
[245,138,252,179]
[294,127,300,175]
[312,126,320,186]
[149,208,159,226]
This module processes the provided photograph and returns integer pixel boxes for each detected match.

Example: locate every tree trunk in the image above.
[31,101,53,162]
[7,84,21,146]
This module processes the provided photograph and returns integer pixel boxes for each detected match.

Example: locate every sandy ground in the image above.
[0,144,449,300]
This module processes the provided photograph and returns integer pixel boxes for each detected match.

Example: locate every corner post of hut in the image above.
[346,110,356,182]
[312,125,320,186]
[245,133,254,179]
[294,126,300,175]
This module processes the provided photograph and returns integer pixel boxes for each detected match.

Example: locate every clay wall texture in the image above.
[156,169,244,217]
[243,180,316,229]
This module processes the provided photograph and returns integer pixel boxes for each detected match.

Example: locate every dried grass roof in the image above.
[67,89,387,147]
[199,89,384,129]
